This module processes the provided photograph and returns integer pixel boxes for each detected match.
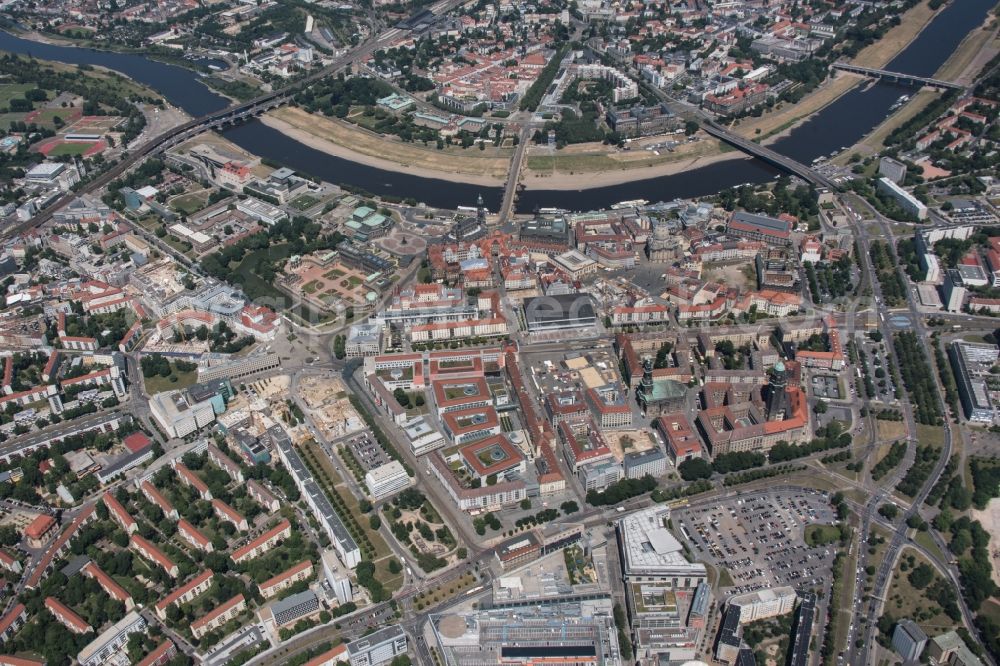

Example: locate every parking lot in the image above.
[674,489,838,595]
[344,432,390,471]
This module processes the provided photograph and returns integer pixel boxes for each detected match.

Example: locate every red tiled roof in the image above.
[24,514,56,540]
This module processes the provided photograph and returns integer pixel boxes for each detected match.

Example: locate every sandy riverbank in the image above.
[731,0,942,142]
[263,107,509,186]
[267,104,752,189]
[522,142,748,189]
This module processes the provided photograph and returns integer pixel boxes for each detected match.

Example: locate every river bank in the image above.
[261,108,509,187]
[522,136,747,189]
[730,0,942,143]
[835,4,999,161]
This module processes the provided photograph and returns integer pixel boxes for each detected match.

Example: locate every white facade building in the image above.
[364,460,411,500]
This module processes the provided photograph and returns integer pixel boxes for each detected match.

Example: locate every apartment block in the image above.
[191,594,246,639]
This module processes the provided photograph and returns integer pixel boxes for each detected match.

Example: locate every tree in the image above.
[908,563,934,589]
[392,388,410,408]
[678,458,713,481]
[387,558,402,574]
[685,120,699,136]
[814,400,829,415]
[878,503,899,520]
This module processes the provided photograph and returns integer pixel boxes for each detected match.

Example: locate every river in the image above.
[0,0,993,211]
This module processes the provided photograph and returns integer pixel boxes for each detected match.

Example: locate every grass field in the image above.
[290,194,320,211]
[143,367,197,394]
[29,108,74,129]
[804,524,843,546]
[885,548,957,635]
[913,530,946,565]
[170,192,210,215]
[0,83,34,109]
[526,136,728,175]
[877,420,909,441]
[978,598,1000,625]
[916,424,945,448]
[47,142,94,156]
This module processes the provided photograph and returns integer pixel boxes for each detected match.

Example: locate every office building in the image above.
[150,389,216,438]
[715,604,743,664]
[729,587,797,623]
[346,324,382,358]
[522,294,598,333]
[623,447,667,479]
[727,211,793,246]
[949,341,999,422]
[788,593,816,666]
[879,156,907,184]
[927,630,985,666]
[616,505,707,588]
[892,619,928,664]
[347,625,409,666]
[580,459,623,492]
[942,270,968,312]
[269,590,320,627]
[364,460,410,500]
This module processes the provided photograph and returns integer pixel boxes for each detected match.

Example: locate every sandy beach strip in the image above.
[521,149,749,190]
[260,113,507,187]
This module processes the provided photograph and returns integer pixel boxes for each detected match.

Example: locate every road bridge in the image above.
[700,120,838,190]
[831,62,964,90]
[498,126,532,223]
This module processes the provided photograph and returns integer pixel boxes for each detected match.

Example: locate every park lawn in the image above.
[915,424,945,448]
[831,536,860,659]
[271,106,512,180]
[804,524,842,547]
[143,367,197,394]
[290,194,320,211]
[375,556,404,593]
[877,420,908,441]
[912,530,946,565]
[48,142,94,156]
[978,598,1000,626]
[0,112,26,128]
[170,192,209,215]
[0,83,35,109]
[885,548,957,634]
[163,234,194,257]
[717,567,735,588]
[31,108,72,129]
